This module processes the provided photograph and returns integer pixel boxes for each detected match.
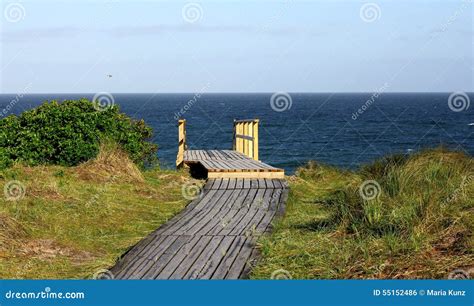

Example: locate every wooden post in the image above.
[248,121,254,159]
[253,119,259,161]
[232,120,237,151]
[176,119,186,168]
[237,123,243,152]
[243,122,248,156]
[232,119,259,161]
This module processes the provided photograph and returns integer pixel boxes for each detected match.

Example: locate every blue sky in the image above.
[0,0,472,93]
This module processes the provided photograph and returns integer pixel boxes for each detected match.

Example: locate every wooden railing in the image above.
[176,118,260,167]
[176,119,187,167]
[233,119,259,161]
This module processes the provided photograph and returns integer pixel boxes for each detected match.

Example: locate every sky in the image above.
[0,0,472,93]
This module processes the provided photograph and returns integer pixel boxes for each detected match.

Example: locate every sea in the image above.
[0,93,472,173]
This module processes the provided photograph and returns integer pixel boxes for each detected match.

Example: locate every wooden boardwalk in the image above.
[109,119,288,279]
[183,149,284,179]
[110,176,288,279]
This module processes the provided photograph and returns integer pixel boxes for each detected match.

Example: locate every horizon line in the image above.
[1,91,473,95]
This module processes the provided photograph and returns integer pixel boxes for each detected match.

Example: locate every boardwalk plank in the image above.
[111,149,288,280]
[184,236,224,279]
[155,236,202,279]
[169,236,212,279]
[198,236,235,279]
[225,237,256,279]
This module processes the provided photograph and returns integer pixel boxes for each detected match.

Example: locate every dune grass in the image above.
[251,149,473,279]
[0,144,193,279]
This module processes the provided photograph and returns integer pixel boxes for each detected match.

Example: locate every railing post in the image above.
[233,120,237,151]
[246,122,250,157]
[248,122,253,159]
[176,119,186,168]
[232,119,259,161]
[243,122,247,156]
[253,119,259,161]
[237,123,243,152]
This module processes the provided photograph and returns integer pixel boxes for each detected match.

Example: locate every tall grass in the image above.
[0,144,191,279]
[252,149,473,279]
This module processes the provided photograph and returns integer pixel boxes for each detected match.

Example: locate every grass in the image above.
[2,145,472,280]
[0,144,195,279]
[251,148,474,279]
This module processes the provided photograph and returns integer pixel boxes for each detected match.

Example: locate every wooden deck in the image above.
[110,176,288,279]
[109,119,288,279]
[183,150,284,179]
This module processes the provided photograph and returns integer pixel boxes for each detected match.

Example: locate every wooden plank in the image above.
[207,171,284,179]
[142,235,192,279]
[110,234,156,275]
[155,236,202,279]
[175,199,226,236]
[239,209,267,237]
[225,237,256,279]
[216,190,257,235]
[230,190,271,236]
[235,178,244,189]
[184,236,224,279]
[120,235,176,279]
[183,191,235,235]
[206,191,250,236]
[220,178,230,189]
[253,120,259,161]
[211,236,246,279]
[227,178,236,190]
[196,191,246,235]
[240,246,260,279]
[243,179,251,189]
[195,236,235,279]
[169,236,213,279]
[265,179,274,189]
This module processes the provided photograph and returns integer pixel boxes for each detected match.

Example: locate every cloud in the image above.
[1,26,81,43]
[1,24,323,43]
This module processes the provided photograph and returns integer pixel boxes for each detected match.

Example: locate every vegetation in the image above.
[0,99,157,169]
[0,144,191,279]
[0,100,195,279]
[1,99,472,279]
[251,148,473,279]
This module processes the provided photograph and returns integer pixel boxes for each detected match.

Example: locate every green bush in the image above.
[0,99,157,168]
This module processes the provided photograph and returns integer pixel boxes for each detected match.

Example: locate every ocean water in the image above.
[0,93,472,173]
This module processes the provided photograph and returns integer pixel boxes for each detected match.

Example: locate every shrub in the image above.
[0,99,157,168]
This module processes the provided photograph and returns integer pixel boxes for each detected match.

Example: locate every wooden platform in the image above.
[183,150,285,179]
[110,178,288,279]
